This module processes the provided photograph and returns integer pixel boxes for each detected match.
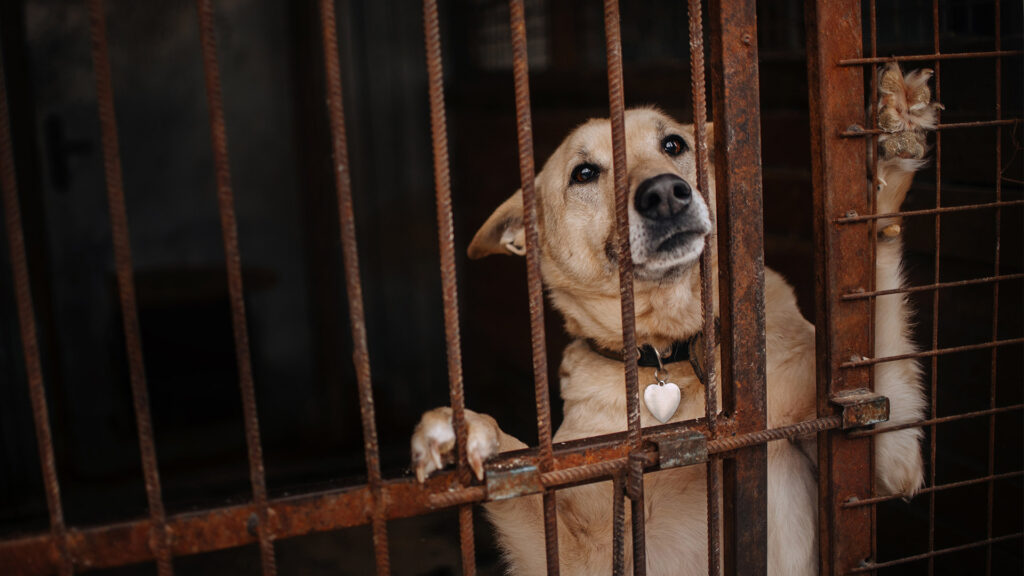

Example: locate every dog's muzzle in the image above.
[634,174,708,256]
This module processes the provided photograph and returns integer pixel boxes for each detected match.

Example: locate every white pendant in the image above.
[644,381,681,424]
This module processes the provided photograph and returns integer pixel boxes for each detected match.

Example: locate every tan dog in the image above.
[411,64,932,575]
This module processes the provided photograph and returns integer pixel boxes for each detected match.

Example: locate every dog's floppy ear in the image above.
[467,190,526,259]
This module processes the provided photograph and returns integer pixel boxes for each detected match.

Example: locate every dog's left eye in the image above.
[662,135,688,157]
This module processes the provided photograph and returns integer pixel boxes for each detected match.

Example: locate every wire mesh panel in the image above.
[809,0,1023,574]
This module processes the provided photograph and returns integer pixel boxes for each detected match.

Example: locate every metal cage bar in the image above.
[506,0,561,573]
[805,1,874,573]
[421,0,478,572]
[195,0,277,572]
[86,1,173,573]
[685,0,722,573]
[600,1,646,573]
[318,0,391,573]
[0,31,74,576]
[708,0,769,572]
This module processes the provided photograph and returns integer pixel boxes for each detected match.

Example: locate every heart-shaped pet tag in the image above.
[644,381,681,424]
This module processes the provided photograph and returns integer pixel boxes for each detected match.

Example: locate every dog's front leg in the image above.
[411,407,548,574]
[869,63,939,497]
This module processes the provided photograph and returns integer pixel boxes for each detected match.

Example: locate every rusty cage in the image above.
[0,0,1020,574]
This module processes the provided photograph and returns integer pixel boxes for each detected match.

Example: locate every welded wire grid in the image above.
[834,1,1024,574]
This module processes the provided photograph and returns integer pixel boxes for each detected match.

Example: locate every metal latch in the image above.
[485,457,543,501]
[830,389,890,429]
[656,429,708,469]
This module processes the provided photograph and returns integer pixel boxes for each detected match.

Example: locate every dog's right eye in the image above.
[570,163,599,184]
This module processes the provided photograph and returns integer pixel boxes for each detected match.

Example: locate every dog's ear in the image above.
[467,189,526,259]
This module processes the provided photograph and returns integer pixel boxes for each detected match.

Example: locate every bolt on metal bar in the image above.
[845,532,1023,574]
[840,117,1019,137]
[86,1,172,573]
[601,1,646,573]
[506,1,560,573]
[685,0,722,573]
[839,337,1024,368]
[317,0,390,573]
[195,1,276,573]
[834,199,1024,223]
[0,33,74,576]
[848,403,1023,438]
[420,0,477,573]
[708,0,770,572]
[843,470,1024,509]
[839,49,1022,65]
[840,273,1024,301]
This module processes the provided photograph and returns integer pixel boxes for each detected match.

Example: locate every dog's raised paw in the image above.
[877,63,943,162]
[411,407,501,483]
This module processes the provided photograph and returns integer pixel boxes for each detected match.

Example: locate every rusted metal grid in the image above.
[5,0,1012,575]
[811,0,1024,575]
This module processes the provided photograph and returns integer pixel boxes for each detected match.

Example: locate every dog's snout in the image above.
[634,174,692,221]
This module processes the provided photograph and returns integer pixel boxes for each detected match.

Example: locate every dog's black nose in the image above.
[634,174,692,221]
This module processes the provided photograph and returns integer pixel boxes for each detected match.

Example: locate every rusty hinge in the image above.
[484,457,543,501]
[655,429,708,469]
[830,389,890,429]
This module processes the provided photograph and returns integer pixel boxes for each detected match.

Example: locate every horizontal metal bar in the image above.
[841,273,1024,301]
[835,199,1024,224]
[840,118,1020,137]
[848,403,1023,438]
[845,532,1023,573]
[0,411,850,574]
[840,337,1024,368]
[842,470,1024,508]
[839,49,1022,66]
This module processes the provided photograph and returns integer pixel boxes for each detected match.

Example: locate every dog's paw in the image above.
[874,427,925,499]
[411,407,501,483]
[877,63,943,162]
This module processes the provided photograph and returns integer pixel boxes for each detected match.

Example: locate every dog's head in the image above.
[468,108,715,347]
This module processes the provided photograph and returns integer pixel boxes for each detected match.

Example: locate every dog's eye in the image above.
[662,135,688,157]
[570,163,599,184]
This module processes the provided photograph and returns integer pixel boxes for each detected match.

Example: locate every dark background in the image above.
[0,0,1021,574]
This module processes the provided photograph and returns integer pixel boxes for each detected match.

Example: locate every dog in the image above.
[410,63,933,575]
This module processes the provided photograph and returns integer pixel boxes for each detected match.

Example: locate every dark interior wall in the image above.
[0,0,1020,574]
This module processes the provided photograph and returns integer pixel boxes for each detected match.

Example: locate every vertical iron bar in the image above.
[686,1,721,573]
[928,2,942,573]
[601,2,645,574]
[0,33,74,576]
[194,1,276,573]
[612,472,626,576]
[421,0,476,573]
[805,0,875,573]
[506,1,559,573]
[866,0,879,564]
[985,3,1002,574]
[708,0,768,572]
[86,1,172,574]
[317,1,390,574]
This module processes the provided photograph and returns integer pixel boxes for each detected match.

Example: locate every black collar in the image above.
[586,318,719,386]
